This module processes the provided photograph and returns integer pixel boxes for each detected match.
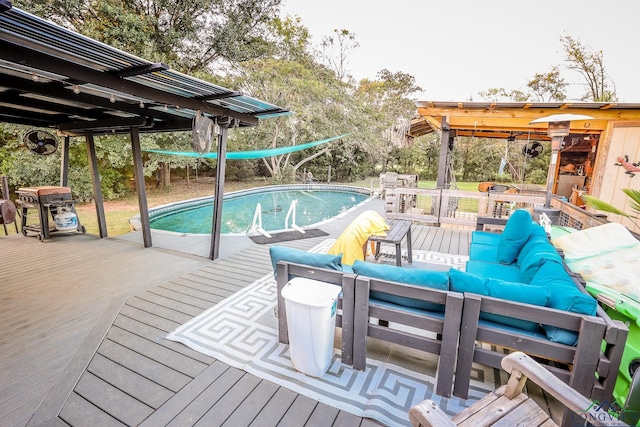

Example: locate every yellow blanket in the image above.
[327,210,389,265]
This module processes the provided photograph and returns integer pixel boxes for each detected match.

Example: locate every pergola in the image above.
[0,3,289,259]
[410,101,640,189]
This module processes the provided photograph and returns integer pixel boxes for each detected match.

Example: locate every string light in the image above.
[139,101,145,108]
[73,85,80,94]
[31,73,39,82]
[110,94,115,103]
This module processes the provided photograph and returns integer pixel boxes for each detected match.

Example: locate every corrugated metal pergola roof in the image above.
[0,4,289,135]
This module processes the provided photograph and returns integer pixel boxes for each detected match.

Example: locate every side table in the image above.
[368,219,412,266]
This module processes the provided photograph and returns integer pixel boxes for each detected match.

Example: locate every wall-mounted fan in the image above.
[191,111,218,155]
[522,141,543,158]
[23,130,59,155]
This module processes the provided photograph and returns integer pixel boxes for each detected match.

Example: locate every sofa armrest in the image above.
[454,292,606,403]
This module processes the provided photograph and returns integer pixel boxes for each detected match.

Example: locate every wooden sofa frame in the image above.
[472,216,629,405]
[275,261,464,397]
[274,260,628,419]
[349,276,463,398]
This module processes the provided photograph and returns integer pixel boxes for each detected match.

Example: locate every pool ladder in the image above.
[250,200,304,238]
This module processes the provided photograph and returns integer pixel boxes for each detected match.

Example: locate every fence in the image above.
[384,188,608,231]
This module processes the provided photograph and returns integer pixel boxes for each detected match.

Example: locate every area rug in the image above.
[249,228,329,244]
[377,247,469,270]
[165,240,498,426]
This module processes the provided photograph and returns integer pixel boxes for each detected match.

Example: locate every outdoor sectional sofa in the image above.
[270,210,628,413]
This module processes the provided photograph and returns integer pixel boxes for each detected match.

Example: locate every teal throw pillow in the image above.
[517,234,550,267]
[269,246,343,278]
[352,260,449,312]
[497,209,533,264]
[518,239,563,282]
[449,268,550,331]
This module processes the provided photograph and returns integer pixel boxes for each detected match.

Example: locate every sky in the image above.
[280,0,640,102]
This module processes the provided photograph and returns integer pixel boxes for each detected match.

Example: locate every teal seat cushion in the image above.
[352,260,449,312]
[497,209,533,264]
[269,246,343,278]
[530,260,597,345]
[449,268,550,331]
[465,260,522,283]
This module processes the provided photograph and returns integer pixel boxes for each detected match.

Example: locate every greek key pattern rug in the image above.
[165,240,497,426]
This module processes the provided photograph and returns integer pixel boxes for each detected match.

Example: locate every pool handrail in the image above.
[250,203,271,238]
[284,200,305,234]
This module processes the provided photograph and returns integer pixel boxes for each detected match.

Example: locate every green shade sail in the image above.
[142,134,349,160]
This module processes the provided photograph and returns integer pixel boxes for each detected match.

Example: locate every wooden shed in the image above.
[411,101,640,231]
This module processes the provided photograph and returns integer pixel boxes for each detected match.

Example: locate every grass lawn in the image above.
[5,177,483,237]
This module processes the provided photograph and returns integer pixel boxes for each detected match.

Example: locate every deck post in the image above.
[60,135,70,187]
[130,126,152,248]
[210,123,228,260]
[436,117,451,189]
[85,130,108,238]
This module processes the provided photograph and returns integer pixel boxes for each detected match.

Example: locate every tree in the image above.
[560,35,617,102]
[269,16,312,63]
[13,0,282,73]
[527,66,568,102]
[480,67,567,103]
[356,70,423,170]
[478,87,529,102]
[317,29,360,82]
[230,58,354,182]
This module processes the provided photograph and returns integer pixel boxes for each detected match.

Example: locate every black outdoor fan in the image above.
[522,141,543,158]
[23,130,58,155]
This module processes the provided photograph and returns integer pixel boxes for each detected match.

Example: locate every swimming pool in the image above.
[147,185,372,235]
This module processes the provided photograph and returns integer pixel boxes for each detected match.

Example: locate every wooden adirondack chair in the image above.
[409,351,632,427]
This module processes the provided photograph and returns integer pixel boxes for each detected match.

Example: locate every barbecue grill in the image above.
[17,186,85,240]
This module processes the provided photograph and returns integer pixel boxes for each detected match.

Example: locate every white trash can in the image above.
[281,277,342,377]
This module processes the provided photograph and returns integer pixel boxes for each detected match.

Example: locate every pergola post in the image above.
[85,131,108,238]
[210,124,229,260]
[436,117,451,189]
[60,135,70,187]
[130,126,152,248]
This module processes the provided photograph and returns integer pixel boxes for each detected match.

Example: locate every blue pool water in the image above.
[149,186,370,234]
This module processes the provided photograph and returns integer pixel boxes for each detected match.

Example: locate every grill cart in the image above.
[17,186,85,241]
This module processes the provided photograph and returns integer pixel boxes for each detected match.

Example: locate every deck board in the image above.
[87,354,173,409]
[194,373,262,426]
[247,387,298,427]
[75,372,155,425]
[59,392,127,427]
[98,339,194,392]
[105,327,207,377]
[167,367,246,426]
[1,197,486,427]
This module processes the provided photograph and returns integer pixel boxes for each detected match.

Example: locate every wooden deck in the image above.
[1,198,477,427]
